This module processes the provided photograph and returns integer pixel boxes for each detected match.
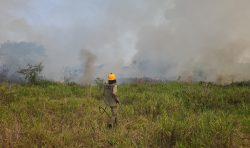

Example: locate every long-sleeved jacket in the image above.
[104,84,118,107]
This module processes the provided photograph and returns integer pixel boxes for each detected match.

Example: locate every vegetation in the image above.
[18,63,43,84]
[0,81,249,147]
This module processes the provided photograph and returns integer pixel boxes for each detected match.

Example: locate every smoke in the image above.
[80,50,97,85]
[132,0,250,83]
[0,0,250,83]
[0,41,45,81]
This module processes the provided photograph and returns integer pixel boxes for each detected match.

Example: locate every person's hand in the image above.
[112,94,119,104]
[113,94,119,103]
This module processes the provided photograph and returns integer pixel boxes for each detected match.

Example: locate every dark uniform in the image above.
[104,83,119,127]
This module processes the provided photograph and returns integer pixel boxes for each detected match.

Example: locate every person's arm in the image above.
[112,85,119,103]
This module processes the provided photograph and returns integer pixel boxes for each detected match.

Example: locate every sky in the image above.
[0,0,250,83]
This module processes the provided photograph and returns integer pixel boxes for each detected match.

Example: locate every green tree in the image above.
[18,63,43,84]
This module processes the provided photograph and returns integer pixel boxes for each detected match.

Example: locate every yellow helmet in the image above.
[108,73,116,81]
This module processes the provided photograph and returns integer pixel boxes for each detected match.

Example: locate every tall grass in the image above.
[0,81,249,147]
[159,111,239,147]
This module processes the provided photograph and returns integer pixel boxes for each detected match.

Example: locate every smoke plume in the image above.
[0,41,45,81]
[80,50,97,85]
[0,0,250,83]
[132,0,250,83]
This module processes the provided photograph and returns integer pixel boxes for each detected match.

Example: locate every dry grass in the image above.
[0,81,249,147]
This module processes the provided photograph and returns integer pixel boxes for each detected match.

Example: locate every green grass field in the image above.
[0,81,249,147]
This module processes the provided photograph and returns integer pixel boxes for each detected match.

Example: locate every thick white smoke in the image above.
[0,0,250,83]
[132,0,250,83]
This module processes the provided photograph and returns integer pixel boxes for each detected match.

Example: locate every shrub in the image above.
[18,63,43,84]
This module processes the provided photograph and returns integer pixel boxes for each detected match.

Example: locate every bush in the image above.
[18,63,43,84]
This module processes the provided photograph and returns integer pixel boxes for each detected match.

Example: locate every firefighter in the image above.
[103,73,119,128]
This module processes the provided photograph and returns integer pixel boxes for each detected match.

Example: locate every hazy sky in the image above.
[1,0,250,83]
